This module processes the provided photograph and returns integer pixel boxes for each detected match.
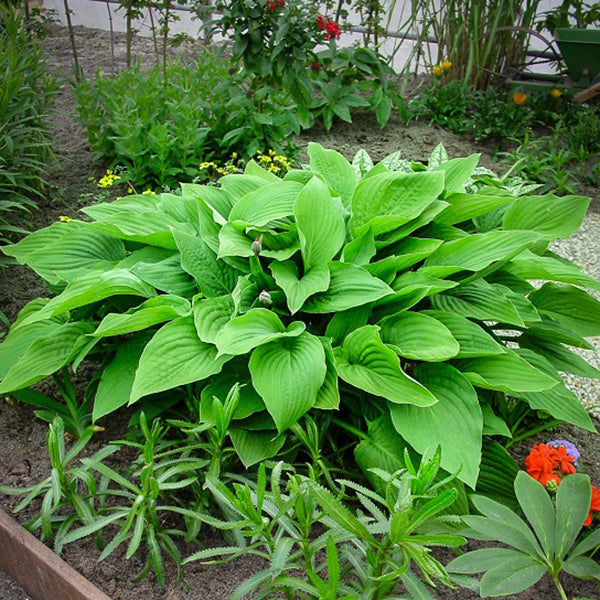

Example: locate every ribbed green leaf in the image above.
[333,326,436,407]
[432,154,480,194]
[314,337,340,410]
[228,181,303,227]
[93,295,190,338]
[434,192,513,226]
[229,428,286,467]
[217,223,253,259]
[476,439,518,509]
[2,221,125,285]
[351,170,445,235]
[0,322,94,393]
[456,351,558,393]
[129,251,196,297]
[380,312,459,361]
[130,316,228,403]
[503,193,589,240]
[249,332,326,432]
[294,176,345,269]
[343,228,376,266]
[180,182,234,220]
[422,311,505,358]
[173,229,237,297]
[529,283,600,337]
[390,363,482,487]
[302,262,393,313]
[308,142,357,210]
[481,404,511,438]
[193,295,235,344]
[215,308,304,356]
[270,261,330,314]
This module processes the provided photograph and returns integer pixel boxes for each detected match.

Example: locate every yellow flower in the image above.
[59,215,72,222]
[551,88,562,99]
[87,176,95,183]
[142,188,156,195]
[442,60,452,72]
[512,91,527,106]
[433,66,442,77]
[231,152,238,159]
[128,187,134,194]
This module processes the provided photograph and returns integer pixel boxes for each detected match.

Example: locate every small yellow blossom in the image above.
[442,60,452,72]
[128,187,134,194]
[87,176,95,183]
[551,88,562,99]
[142,188,156,195]
[231,152,238,159]
[433,65,442,77]
[512,91,527,106]
[59,215,72,222]
[97,169,121,188]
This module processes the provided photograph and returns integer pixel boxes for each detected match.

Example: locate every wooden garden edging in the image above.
[0,507,113,600]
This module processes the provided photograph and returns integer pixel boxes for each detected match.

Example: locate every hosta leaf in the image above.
[232,275,259,314]
[555,474,592,558]
[424,231,540,275]
[477,439,518,509]
[2,222,125,285]
[228,181,303,227]
[479,557,546,597]
[333,325,436,407]
[173,229,237,297]
[503,194,590,240]
[431,280,525,326]
[193,295,235,344]
[455,350,558,394]
[351,170,445,236]
[93,333,150,421]
[302,262,394,313]
[325,305,370,346]
[19,269,157,326]
[481,404,511,437]
[0,322,94,393]
[181,183,235,221]
[128,250,197,297]
[434,193,514,226]
[376,200,448,245]
[219,174,266,203]
[244,159,280,182]
[130,316,229,403]
[93,295,191,338]
[432,154,480,194]
[422,311,505,358]
[249,332,326,432]
[528,283,600,337]
[308,142,357,210]
[314,338,340,409]
[380,312,459,361]
[524,313,594,349]
[270,261,330,314]
[390,363,482,487]
[366,238,442,281]
[217,223,253,259]
[343,228,376,266]
[200,374,264,422]
[215,308,304,356]
[229,428,286,468]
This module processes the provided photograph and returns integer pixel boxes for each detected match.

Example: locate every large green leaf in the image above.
[2,221,125,285]
[432,154,479,194]
[229,428,286,468]
[270,261,330,314]
[249,332,326,432]
[528,283,600,337]
[228,181,303,227]
[193,295,235,344]
[181,182,234,220]
[333,326,436,407]
[173,229,237,297]
[422,311,505,358]
[423,231,540,276]
[92,295,190,338]
[308,142,357,210]
[93,333,150,421]
[130,316,229,403]
[476,439,518,509]
[503,194,590,240]
[351,170,445,235]
[294,176,345,269]
[215,309,305,356]
[555,474,592,559]
[128,250,197,297]
[343,228,376,266]
[455,350,558,394]
[314,337,340,410]
[390,363,482,487]
[380,312,459,361]
[434,193,514,226]
[0,322,94,393]
[302,262,394,313]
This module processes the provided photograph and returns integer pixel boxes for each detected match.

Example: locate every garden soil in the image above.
[0,22,599,600]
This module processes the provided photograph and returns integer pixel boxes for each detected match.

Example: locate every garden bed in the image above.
[1,21,600,600]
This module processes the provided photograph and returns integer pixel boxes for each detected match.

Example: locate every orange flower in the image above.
[551,88,562,99]
[525,443,559,486]
[584,485,600,526]
[553,445,577,475]
[513,91,527,106]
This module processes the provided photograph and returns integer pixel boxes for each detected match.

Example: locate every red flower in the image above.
[553,445,577,475]
[316,15,340,39]
[266,0,283,10]
[584,485,600,526]
[525,443,558,486]
[308,59,321,72]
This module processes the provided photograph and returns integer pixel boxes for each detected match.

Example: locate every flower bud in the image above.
[258,291,272,306]
[252,235,263,257]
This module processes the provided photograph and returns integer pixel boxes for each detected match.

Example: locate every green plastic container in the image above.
[555,28,600,84]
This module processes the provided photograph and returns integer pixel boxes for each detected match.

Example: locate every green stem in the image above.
[552,573,569,600]
[506,418,562,448]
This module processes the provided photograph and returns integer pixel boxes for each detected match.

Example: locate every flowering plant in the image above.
[526,440,600,526]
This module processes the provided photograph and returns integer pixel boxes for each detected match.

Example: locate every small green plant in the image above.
[448,471,600,599]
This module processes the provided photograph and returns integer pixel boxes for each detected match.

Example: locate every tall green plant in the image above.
[0,143,598,501]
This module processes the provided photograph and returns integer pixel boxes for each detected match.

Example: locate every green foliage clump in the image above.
[0,5,56,241]
[74,54,297,190]
[1,142,599,503]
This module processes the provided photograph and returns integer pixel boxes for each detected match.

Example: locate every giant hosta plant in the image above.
[1,143,598,493]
